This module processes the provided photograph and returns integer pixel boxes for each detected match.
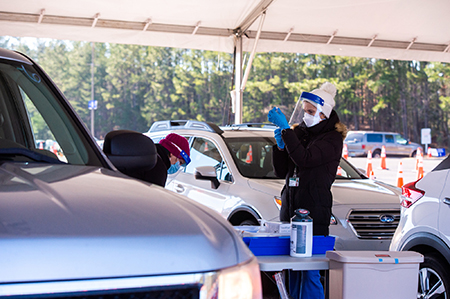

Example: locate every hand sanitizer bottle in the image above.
[290,209,313,257]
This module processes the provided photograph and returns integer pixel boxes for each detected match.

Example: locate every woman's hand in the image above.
[268,107,290,129]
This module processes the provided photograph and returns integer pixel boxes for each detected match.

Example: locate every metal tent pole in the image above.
[90,42,95,136]
[234,35,243,124]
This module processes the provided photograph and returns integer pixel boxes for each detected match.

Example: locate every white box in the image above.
[326,251,423,299]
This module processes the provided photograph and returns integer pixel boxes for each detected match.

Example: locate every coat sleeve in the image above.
[282,128,342,168]
[272,144,289,178]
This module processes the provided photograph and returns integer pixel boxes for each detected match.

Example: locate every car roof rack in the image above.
[228,123,277,129]
[148,120,224,134]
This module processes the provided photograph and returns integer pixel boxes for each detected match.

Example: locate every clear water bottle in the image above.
[290,209,313,257]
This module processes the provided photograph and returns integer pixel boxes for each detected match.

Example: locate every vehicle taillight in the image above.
[362,144,365,149]
[401,179,425,208]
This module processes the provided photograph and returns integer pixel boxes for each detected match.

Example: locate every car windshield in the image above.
[0,57,104,166]
[396,135,408,145]
[337,158,366,179]
[224,136,365,180]
[345,133,363,143]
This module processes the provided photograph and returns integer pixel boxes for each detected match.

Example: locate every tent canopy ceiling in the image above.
[1,0,450,62]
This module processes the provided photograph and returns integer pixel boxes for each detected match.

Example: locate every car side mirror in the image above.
[103,130,157,173]
[195,166,220,189]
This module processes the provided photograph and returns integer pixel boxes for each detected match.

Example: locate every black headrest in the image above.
[103,130,157,172]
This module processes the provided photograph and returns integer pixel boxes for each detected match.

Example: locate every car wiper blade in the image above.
[0,148,65,164]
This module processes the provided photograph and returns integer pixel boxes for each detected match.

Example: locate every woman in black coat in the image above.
[268,82,347,299]
[273,109,347,235]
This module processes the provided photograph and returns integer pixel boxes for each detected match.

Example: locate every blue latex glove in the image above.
[268,107,290,129]
[274,128,285,149]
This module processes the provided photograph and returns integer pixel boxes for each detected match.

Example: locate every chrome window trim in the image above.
[0,55,32,65]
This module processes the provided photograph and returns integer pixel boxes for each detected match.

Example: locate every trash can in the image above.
[326,251,423,299]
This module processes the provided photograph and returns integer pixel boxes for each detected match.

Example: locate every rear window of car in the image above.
[366,134,383,142]
[345,133,363,143]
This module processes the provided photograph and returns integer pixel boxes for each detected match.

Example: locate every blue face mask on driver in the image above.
[167,161,181,174]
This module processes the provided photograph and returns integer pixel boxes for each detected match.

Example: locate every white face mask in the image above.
[303,112,322,127]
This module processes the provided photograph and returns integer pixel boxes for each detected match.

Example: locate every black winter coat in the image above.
[272,110,347,236]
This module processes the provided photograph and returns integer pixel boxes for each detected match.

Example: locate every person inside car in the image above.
[143,132,192,187]
[268,82,347,299]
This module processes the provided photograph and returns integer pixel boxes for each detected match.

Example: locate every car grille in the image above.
[348,209,400,239]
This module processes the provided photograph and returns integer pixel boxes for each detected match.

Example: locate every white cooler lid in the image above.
[326,251,424,264]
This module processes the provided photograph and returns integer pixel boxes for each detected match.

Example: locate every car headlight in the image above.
[274,196,282,210]
[201,258,262,299]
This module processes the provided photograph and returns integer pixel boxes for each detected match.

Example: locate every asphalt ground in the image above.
[346,156,446,187]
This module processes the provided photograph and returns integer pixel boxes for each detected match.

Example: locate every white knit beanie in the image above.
[309,82,336,118]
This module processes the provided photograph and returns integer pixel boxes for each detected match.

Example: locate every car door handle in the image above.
[174,184,185,193]
[444,198,450,205]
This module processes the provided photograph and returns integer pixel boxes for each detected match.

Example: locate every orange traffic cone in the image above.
[366,150,373,176]
[415,147,422,170]
[246,145,253,163]
[427,147,432,158]
[337,166,342,176]
[397,161,404,188]
[417,154,424,180]
[380,145,387,170]
[342,144,348,160]
[370,170,376,180]
[39,141,44,150]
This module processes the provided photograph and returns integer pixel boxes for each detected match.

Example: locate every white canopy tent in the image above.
[1,0,449,122]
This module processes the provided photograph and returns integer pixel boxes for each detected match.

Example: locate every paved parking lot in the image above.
[347,156,446,187]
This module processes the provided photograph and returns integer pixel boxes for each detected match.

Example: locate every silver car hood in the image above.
[332,179,400,205]
[247,178,284,195]
[0,163,252,283]
[248,178,400,206]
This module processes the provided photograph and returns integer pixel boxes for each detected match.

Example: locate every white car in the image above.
[146,120,402,251]
[390,156,450,298]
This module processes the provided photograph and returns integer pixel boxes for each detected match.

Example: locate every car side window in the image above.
[385,134,395,143]
[185,137,232,182]
[366,134,382,142]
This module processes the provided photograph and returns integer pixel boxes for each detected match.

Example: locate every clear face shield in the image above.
[289,92,325,127]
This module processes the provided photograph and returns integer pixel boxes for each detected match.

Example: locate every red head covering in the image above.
[159,133,190,159]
